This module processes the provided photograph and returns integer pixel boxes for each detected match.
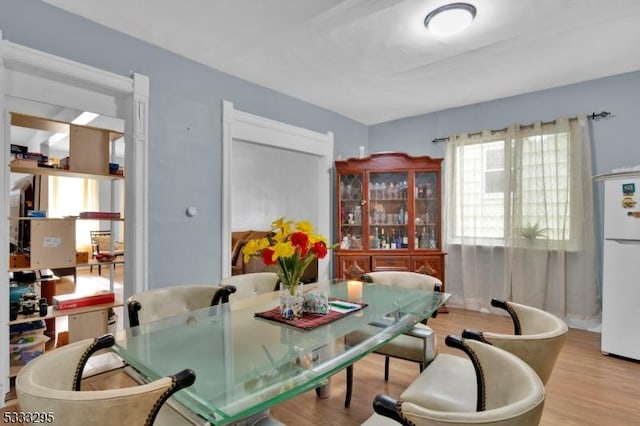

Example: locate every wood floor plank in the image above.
[4,307,640,425]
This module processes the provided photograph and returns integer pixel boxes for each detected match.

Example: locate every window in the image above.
[518,131,571,241]
[483,143,505,195]
[444,117,598,319]
[48,176,99,252]
[447,123,573,245]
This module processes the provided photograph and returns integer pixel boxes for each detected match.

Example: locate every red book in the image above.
[53,291,115,310]
[78,211,121,219]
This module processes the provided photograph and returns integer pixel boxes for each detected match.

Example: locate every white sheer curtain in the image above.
[444,117,600,325]
[48,176,99,252]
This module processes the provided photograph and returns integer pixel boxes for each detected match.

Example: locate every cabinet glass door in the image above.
[369,172,409,250]
[415,172,439,249]
[339,173,364,249]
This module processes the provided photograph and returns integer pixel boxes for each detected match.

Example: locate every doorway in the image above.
[221,101,334,281]
[0,37,149,399]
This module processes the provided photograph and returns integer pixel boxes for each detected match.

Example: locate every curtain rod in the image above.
[431,111,611,143]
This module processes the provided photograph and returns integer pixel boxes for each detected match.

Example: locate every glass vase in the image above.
[280,281,304,320]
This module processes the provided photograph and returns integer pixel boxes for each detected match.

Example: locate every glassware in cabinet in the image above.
[415,172,439,249]
[368,171,408,250]
[339,173,364,250]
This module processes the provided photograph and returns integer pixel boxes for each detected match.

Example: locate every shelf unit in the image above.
[7,113,125,377]
[334,152,447,288]
[9,165,123,181]
[9,259,125,274]
[9,299,124,326]
[8,298,123,378]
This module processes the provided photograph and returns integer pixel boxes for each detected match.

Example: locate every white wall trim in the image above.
[0,33,149,403]
[2,39,132,95]
[0,37,10,406]
[221,100,334,279]
[126,73,149,299]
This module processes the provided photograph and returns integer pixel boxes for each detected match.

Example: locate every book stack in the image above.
[11,152,52,168]
[10,158,38,168]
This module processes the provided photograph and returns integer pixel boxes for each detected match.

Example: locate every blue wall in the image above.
[0,0,368,287]
[370,71,640,289]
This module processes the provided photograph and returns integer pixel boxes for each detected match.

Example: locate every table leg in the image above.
[315,378,331,399]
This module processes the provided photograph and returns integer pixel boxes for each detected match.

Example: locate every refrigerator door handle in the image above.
[605,238,640,245]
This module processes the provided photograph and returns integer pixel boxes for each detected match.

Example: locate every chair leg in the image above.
[384,356,390,381]
[344,364,353,408]
[419,362,425,373]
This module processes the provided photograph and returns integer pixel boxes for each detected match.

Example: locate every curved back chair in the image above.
[361,271,443,293]
[362,336,545,426]
[16,335,195,426]
[127,284,236,327]
[220,272,280,300]
[462,298,568,384]
[342,271,442,408]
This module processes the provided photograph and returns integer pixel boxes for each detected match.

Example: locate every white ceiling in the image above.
[43,0,640,125]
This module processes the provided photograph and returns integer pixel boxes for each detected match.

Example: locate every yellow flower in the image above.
[271,217,293,235]
[271,241,295,261]
[272,230,288,243]
[242,237,270,262]
[295,220,314,233]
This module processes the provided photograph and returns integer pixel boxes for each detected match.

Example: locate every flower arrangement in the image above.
[242,217,335,295]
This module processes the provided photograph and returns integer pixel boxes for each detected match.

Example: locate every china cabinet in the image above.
[334,152,446,288]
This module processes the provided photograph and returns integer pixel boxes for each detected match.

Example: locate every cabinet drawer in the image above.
[335,254,370,279]
[68,309,108,343]
[371,256,411,271]
[412,256,444,283]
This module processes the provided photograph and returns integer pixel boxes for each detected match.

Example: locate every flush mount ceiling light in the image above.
[424,3,477,36]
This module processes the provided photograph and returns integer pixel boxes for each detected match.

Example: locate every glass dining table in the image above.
[112,279,449,425]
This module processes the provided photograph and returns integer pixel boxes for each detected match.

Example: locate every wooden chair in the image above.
[90,230,124,275]
[362,336,545,425]
[16,335,195,426]
[461,298,568,384]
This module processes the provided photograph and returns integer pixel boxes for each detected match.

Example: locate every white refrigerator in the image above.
[599,171,640,360]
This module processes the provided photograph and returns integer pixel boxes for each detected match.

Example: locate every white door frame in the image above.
[0,33,149,402]
[221,100,334,280]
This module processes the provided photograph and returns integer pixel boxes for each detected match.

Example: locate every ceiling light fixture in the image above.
[72,111,99,125]
[424,3,476,36]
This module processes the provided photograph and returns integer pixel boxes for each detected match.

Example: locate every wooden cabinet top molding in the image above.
[335,152,443,171]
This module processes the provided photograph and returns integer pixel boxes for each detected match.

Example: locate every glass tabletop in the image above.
[112,279,449,425]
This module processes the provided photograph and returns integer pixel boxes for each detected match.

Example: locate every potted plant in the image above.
[517,221,548,242]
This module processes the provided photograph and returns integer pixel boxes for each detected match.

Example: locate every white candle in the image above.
[347,280,363,300]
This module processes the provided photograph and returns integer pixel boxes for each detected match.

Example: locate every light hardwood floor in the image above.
[4,307,640,425]
[271,308,640,425]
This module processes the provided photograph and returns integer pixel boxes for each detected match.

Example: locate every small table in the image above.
[113,280,449,425]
